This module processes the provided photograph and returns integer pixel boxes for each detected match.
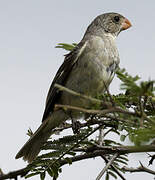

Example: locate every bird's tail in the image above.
[15,120,51,163]
[15,110,68,163]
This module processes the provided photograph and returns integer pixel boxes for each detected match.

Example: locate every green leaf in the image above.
[55,43,76,51]
[115,159,128,165]
[120,135,126,142]
[65,157,72,165]
[47,168,54,177]
[58,168,62,173]
[40,172,46,180]
[118,155,129,162]
[25,172,40,179]
[105,172,109,180]
[38,151,61,159]
[26,128,33,137]
[108,171,118,179]
[51,165,59,178]
[118,124,124,131]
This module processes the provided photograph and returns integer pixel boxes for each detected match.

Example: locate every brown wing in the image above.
[42,41,86,122]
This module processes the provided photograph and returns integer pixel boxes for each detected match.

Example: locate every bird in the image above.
[15,12,132,163]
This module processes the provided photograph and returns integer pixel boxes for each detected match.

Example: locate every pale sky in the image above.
[0,1,155,180]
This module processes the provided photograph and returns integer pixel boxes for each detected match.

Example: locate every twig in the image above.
[98,127,104,145]
[0,167,28,180]
[49,118,115,135]
[55,83,102,105]
[53,176,57,180]
[102,114,139,126]
[88,144,155,154]
[96,153,119,180]
[55,104,137,116]
[103,81,115,107]
[55,83,114,109]
[101,155,126,180]
[148,153,155,165]
[122,164,155,175]
[139,96,144,127]
[0,169,3,177]
[104,128,114,137]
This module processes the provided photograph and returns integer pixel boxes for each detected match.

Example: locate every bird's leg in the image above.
[71,119,81,134]
[68,112,81,134]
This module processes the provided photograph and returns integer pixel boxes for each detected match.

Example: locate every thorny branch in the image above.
[1,145,155,180]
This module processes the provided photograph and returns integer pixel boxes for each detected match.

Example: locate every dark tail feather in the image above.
[15,121,51,163]
[15,110,68,163]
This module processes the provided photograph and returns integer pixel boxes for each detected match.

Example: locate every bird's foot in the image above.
[72,120,81,134]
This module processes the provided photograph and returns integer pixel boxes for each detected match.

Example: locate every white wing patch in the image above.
[74,41,87,63]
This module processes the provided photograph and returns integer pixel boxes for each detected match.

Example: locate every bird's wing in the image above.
[42,41,87,122]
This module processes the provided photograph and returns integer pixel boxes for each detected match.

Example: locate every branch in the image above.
[1,145,155,180]
[122,164,155,175]
[98,127,104,145]
[96,153,119,180]
[88,144,155,154]
[0,167,28,180]
[55,83,102,105]
[101,155,126,180]
[55,104,137,116]
[148,154,155,165]
[103,81,115,107]
[49,116,117,135]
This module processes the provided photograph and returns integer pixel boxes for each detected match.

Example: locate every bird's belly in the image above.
[61,58,113,109]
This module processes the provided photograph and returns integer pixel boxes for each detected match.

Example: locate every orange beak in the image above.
[121,18,132,30]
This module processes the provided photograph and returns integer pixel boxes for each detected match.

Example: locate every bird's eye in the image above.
[113,16,120,23]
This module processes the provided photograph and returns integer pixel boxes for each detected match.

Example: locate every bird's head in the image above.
[84,12,132,38]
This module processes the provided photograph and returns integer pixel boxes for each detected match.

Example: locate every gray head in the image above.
[84,12,132,38]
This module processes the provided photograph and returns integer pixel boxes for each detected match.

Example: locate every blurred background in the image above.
[0,1,155,179]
